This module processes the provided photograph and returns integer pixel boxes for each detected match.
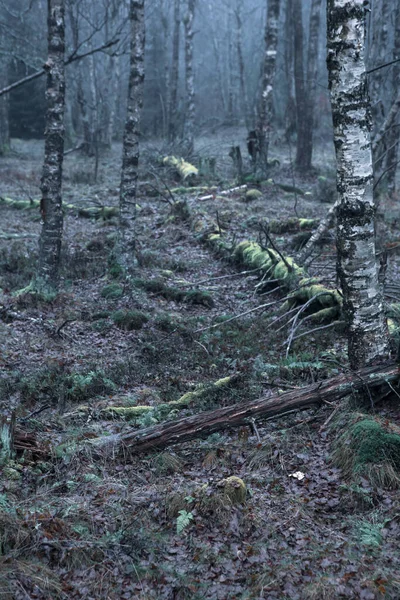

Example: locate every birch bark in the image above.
[37,0,65,295]
[184,0,195,155]
[257,0,280,170]
[327,0,390,369]
[118,0,145,271]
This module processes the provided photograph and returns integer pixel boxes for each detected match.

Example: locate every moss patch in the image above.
[100,283,123,300]
[111,310,149,331]
[332,414,400,489]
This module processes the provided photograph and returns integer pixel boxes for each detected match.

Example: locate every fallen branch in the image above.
[90,362,400,453]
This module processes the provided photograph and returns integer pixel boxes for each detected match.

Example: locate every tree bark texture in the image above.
[37,0,66,293]
[168,0,180,142]
[384,1,400,195]
[118,0,145,270]
[234,4,250,128]
[302,0,322,170]
[257,0,280,169]
[293,0,309,170]
[92,362,400,453]
[327,0,390,369]
[184,0,196,154]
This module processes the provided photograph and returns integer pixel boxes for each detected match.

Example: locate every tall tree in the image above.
[168,0,180,142]
[183,0,196,155]
[327,0,390,369]
[36,0,66,295]
[384,1,400,196]
[117,0,145,270]
[292,0,309,171]
[257,0,280,170]
[234,2,250,128]
[301,0,322,171]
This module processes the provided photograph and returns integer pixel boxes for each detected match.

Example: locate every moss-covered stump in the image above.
[245,189,263,202]
[216,476,247,504]
[332,413,400,489]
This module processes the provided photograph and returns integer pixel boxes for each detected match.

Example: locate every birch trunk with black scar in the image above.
[257,0,280,170]
[37,0,65,295]
[184,0,195,155]
[327,0,390,370]
[168,0,180,142]
[117,0,145,271]
[91,362,400,453]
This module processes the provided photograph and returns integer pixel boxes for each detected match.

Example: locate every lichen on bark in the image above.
[36,0,66,295]
[327,0,390,369]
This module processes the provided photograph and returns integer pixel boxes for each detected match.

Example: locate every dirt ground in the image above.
[0,134,399,599]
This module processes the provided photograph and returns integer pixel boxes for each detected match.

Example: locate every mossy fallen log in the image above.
[90,362,400,453]
[0,196,118,219]
[163,156,198,180]
[104,375,238,420]
[268,217,319,234]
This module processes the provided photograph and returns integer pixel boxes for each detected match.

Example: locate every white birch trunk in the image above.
[37,0,65,295]
[118,0,145,271]
[327,0,390,369]
[257,0,280,169]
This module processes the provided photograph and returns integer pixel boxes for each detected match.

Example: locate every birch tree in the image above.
[117,0,145,270]
[36,0,66,295]
[257,0,280,170]
[327,0,390,369]
[183,0,196,155]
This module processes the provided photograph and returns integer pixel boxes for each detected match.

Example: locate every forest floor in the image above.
[0,133,399,599]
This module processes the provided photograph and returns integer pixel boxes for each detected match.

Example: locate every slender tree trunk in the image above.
[234,4,250,128]
[302,0,322,170]
[0,28,9,155]
[384,1,400,196]
[168,0,180,142]
[184,0,195,155]
[293,0,310,171]
[117,0,145,271]
[36,0,65,295]
[257,0,280,170]
[327,0,390,369]
[227,9,235,124]
[284,0,296,141]
[208,3,227,116]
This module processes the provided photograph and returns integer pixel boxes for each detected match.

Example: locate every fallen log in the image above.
[90,361,399,454]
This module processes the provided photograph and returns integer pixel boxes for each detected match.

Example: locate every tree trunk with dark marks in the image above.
[234,3,250,128]
[36,0,65,295]
[92,362,399,453]
[117,0,145,271]
[184,0,196,155]
[257,0,280,170]
[327,0,390,369]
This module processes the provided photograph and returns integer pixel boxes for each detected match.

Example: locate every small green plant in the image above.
[101,283,123,299]
[176,509,194,534]
[112,310,149,331]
